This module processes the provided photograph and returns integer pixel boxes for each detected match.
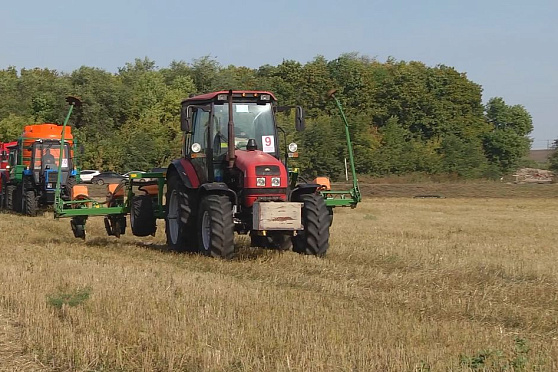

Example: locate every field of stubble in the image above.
[1,187,558,371]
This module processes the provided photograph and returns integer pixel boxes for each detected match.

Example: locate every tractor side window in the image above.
[33,147,43,169]
[192,109,210,152]
[8,150,16,167]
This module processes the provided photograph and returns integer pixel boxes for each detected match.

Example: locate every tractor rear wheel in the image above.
[197,195,235,259]
[24,190,37,216]
[292,194,330,256]
[165,175,195,252]
[131,195,157,236]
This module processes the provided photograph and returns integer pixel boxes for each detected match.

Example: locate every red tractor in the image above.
[0,141,17,208]
[163,90,331,258]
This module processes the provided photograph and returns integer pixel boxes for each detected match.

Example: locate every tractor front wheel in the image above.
[6,185,15,211]
[24,190,37,216]
[292,194,330,256]
[13,187,23,213]
[197,195,235,259]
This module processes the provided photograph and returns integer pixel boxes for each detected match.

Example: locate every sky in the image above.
[1,0,556,148]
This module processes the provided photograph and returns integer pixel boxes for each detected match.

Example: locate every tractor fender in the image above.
[197,183,237,206]
[289,183,320,201]
[167,158,200,189]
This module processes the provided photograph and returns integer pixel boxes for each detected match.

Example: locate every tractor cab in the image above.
[30,140,73,191]
[182,91,286,185]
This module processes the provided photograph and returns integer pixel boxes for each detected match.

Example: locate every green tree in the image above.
[297,116,344,180]
[440,134,487,178]
[371,116,416,175]
[483,97,533,173]
[0,114,33,142]
[190,56,220,92]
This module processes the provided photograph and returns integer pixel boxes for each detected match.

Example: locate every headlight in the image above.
[288,142,298,153]
[256,177,266,187]
[191,143,202,153]
[271,177,280,187]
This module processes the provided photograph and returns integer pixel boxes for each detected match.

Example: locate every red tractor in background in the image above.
[163,90,331,258]
[0,141,17,208]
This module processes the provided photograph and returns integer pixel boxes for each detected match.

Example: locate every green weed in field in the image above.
[47,286,92,309]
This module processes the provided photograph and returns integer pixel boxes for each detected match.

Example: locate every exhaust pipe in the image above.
[227,90,235,168]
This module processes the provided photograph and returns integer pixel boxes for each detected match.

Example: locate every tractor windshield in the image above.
[212,103,276,153]
[32,142,70,171]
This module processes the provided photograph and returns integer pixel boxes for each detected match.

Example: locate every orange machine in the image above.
[2,123,79,215]
[21,124,74,170]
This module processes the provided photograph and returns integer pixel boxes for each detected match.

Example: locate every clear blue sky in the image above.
[1,0,556,148]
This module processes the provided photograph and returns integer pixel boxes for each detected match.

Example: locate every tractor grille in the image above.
[47,172,59,183]
[255,165,281,176]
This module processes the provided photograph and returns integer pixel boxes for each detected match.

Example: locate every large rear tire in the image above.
[197,195,235,259]
[292,194,330,256]
[131,195,157,237]
[165,175,195,252]
[24,190,37,217]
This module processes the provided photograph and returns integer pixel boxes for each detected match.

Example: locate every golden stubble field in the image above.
[0,194,558,371]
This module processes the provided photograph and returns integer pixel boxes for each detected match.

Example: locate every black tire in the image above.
[250,233,292,251]
[131,195,157,237]
[6,185,15,211]
[165,175,195,252]
[71,218,86,240]
[292,194,330,256]
[197,194,235,259]
[96,179,104,185]
[24,190,37,217]
[13,186,23,213]
[65,176,76,198]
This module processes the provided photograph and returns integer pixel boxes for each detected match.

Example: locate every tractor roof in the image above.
[181,90,277,105]
[22,123,73,141]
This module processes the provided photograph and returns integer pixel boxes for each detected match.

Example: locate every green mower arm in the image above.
[323,89,361,208]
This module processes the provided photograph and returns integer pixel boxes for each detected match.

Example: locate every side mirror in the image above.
[295,106,305,131]
[1,150,6,157]
[180,105,192,132]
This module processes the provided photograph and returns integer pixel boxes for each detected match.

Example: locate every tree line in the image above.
[0,54,533,179]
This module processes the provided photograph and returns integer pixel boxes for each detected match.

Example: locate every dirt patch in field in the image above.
[0,312,49,371]
[341,182,558,198]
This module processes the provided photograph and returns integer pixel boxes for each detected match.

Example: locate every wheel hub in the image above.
[167,190,179,244]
